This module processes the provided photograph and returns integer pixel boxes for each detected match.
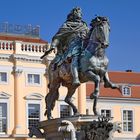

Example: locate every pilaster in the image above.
[12,67,26,136]
[78,83,86,114]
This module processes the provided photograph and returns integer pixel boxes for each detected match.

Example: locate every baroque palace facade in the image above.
[0,24,86,140]
[0,27,140,140]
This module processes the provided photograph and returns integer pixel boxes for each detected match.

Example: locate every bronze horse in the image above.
[42,17,118,119]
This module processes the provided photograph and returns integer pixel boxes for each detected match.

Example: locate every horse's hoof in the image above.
[90,94,97,99]
[48,116,53,120]
[74,112,80,116]
[111,84,119,89]
[90,94,94,99]
[93,109,100,116]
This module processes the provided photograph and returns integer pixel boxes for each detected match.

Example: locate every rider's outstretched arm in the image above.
[40,38,59,59]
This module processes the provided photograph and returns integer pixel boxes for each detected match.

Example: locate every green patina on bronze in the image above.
[41,7,119,120]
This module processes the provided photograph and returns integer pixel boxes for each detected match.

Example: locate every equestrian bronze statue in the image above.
[41,7,119,120]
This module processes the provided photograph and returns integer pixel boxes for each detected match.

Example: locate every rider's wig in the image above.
[67,7,82,21]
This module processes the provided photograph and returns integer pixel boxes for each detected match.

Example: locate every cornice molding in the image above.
[100,97,140,101]
[24,93,44,100]
[0,53,43,63]
[0,92,11,99]
[0,54,11,61]
[0,53,54,64]
[10,54,42,63]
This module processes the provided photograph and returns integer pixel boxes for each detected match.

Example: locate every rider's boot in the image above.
[72,67,80,86]
[71,56,80,86]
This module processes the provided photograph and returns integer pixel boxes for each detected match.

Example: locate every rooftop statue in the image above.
[41,7,119,120]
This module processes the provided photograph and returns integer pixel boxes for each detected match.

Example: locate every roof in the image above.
[108,71,140,85]
[86,83,140,99]
[0,34,48,44]
[86,71,140,99]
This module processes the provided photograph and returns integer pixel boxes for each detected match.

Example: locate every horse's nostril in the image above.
[106,44,109,48]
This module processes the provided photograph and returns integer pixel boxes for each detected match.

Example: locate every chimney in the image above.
[126,70,132,72]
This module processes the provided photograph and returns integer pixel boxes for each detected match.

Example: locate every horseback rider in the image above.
[41,7,89,86]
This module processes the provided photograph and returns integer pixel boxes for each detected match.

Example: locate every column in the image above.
[13,68,25,136]
[78,83,86,114]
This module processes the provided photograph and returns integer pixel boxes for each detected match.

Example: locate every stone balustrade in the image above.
[0,41,47,53]
[0,41,15,50]
[21,43,46,53]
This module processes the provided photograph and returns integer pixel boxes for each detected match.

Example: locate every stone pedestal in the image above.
[29,115,121,140]
[39,115,98,140]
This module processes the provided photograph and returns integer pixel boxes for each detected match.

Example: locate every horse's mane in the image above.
[90,16,109,27]
[83,16,110,49]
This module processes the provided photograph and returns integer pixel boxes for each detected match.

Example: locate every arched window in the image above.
[122,85,131,96]
[24,93,44,129]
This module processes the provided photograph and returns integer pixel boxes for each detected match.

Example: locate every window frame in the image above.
[121,109,134,133]
[100,109,112,117]
[99,107,113,118]
[0,99,9,135]
[26,73,41,86]
[26,100,42,129]
[0,72,8,84]
[58,101,73,118]
[60,104,72,118]
[121,85,131,96]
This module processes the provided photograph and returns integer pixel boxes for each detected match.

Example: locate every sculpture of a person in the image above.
[41,7,89,86]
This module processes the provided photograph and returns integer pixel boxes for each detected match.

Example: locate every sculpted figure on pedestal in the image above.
[41,8,119,120]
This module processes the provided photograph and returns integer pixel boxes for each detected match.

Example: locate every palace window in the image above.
[60,105,71,118]
[122,110,133,132]
[27,74,40,85]
[101,109,111,117]
[122,86,131,96]
[28,104,40,128]
[0,72,7,83]
[0,103,7,133]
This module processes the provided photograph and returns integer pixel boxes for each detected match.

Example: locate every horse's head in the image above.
[90,16,110,48]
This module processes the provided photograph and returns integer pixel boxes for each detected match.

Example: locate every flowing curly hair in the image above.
[67,7,82,21]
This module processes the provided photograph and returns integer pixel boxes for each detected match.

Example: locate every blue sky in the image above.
[0,0,140,72]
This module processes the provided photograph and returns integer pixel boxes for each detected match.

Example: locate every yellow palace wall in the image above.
[86,98,140,139]
[1,36,140,140]
[0,41,86,139]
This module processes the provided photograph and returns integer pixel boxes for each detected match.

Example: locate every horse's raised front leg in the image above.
[104,72,119,89]
[85,70,100,99]
[65,86,80,116]
[85,70,100,115]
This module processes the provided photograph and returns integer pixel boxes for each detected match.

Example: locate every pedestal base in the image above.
[39,115,98,140]
[29,115,121,140]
